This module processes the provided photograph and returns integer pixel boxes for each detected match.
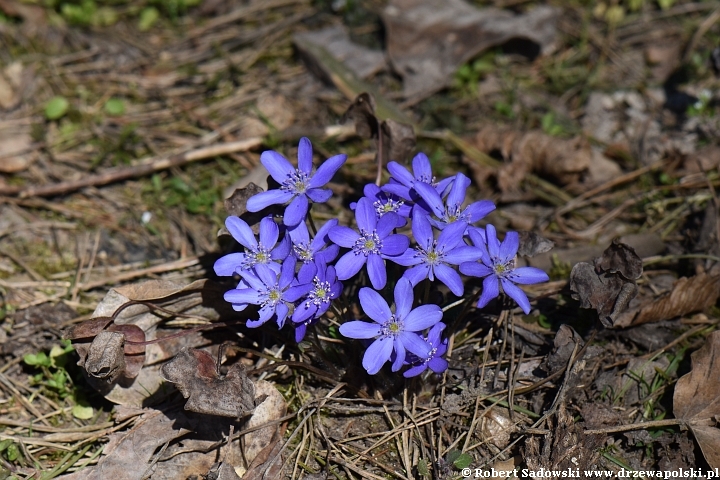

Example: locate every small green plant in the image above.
[41,0,201,29]
[541,111,568,137]
[150,173,221,215]
[594,0,676,25]
[104,98,126,116]
[549,254,572,280]
[453,54,495,96]
[45,96,69,120]
[23,341,94,420]
[446,449,472,469]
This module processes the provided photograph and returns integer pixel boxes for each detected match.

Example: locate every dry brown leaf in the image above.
[381,118,416,164]
[382,0,559,99]
[474,127,591,191]
[342,92,379,140]
[58,409,189,480]
[294,26,386,80]
[481,407,515,449]
[59,406,245,480]
[594,240,643,281]
[545,325,583,374]
[70,279,229,406]
[243,380,287,463]
[673,330,720,469]
[341,92,416,165]
[517,231,554,258]
[612,266,720,328]
[570,242,642,328]
[161,347,257,418]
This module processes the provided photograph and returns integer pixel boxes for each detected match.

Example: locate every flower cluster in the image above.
[214,137,549,376]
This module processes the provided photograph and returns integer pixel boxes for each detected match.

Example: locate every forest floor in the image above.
[1,0,720,478]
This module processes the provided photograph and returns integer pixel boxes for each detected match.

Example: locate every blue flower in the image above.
[350,183,411,228]
[393,210,482,296]
[292,260,343,342]
[223,257,311,328]
[292,259,342,325]
[413,172,495,230]
[246,137,347,226]
[382,152,454,202]
[288,219,340,280]
[339,279,442,374]
[459,224,549,314]
[403,322,449,378]
[328,197,409,290]
[214,216,289,276]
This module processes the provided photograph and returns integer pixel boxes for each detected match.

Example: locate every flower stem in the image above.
[375,126,384,186]
[307,207,318,235]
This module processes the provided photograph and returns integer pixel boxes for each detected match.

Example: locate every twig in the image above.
[0,138,263,198]
[584,418,682,435]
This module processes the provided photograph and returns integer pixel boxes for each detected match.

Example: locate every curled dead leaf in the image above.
[161,347,257,418]
[342,92,379,140]
[594,240,643,281]
[570,241,642,327]
[673,331,720,469]
[69,279,231,407]
[545,325,583,374]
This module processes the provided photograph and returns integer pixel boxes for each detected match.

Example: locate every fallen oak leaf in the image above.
[161,347,258,418]
[673,330,720,469]
[612,265,720,328]
[474,126,591,192]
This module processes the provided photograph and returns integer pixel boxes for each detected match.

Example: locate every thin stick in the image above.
[0,138,263,198]
[584,418,682,435]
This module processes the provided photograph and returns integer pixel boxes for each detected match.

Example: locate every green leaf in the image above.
[5,443,18,462]
[72,404,94,420]
[446,449,461,464]
[453,452,472,469]
[104,98,126,116]
[24,352,50,367]
[417,458,430,477]
[45,96,69,120]
[138,7,159,31]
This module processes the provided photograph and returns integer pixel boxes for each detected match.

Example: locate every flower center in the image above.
[281,170,310,194]
[415,239,443,265]
[354,230,382,256]
[305,277,334,306]
[493,258,515,276]
[381,315,403,337]
[242,245,272,269]
[373,196,404,217]
[293,242,313,263]
[260,285,283,307]
[445,204,469,224]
